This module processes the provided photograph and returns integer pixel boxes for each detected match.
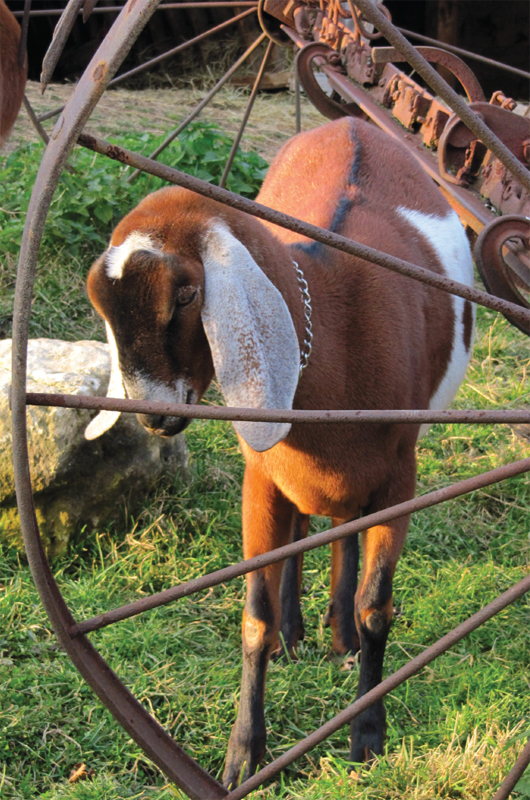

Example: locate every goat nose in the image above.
[137,412,166,432]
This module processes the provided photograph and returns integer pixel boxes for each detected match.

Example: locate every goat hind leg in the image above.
[325,517,360,657]
[350,474,414,764]
[275,510,309,659]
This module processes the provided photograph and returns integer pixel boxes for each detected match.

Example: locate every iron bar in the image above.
[78,130,530,327]
[41,0,86,91]
[127,32,267,181]
[18,0,31,68]
[68,454,530,637]
[23,96,76,172]
[82,0,100,23]
[294,70,301,133]
[23,95,50,145]
[353,0,530,195]
[14,2,257,14]
[491,738,530,800]
[225,573,530,799]
[36,105,66,122]
[25,392,530,426]
[219,37,274,188]
[397,27,530,81]
[110,7,257,86]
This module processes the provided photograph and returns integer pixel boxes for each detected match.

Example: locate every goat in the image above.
[0,0,26,148]
[85,117,475,786]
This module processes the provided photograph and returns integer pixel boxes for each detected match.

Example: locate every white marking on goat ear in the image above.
[85,322,126,440]
[397,207,476,438]
[201,222,300,452]
[105,232,158,280]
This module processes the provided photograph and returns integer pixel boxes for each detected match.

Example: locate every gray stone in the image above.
[0,339,187,556]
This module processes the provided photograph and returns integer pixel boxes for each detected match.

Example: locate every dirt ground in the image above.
[9,80,326,163]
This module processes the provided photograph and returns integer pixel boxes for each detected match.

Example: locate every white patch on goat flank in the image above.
[201,221,300,452]
[397,207,475,437]
[105,232,158,280]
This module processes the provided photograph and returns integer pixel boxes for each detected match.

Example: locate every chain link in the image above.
[292,260,313,375]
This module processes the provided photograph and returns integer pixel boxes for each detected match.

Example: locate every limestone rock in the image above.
[0,339,188,556]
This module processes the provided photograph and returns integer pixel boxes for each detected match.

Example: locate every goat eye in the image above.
[175,289,197,307]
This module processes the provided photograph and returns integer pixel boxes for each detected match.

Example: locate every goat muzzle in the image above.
[137,412,191,438]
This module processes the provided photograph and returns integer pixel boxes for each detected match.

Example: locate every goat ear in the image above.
[85,322,126,440]
[200,223,300,452]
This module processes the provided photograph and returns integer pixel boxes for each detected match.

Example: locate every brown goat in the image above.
[0,0,26,148]
[85,117,474,786]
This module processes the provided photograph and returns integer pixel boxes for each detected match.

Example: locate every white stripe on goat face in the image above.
[106,232,159,280]
[123,373,194,406]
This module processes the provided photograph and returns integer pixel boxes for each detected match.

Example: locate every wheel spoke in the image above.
[219,37,274,188]
[127,31,267,182]
[111,6,257,86]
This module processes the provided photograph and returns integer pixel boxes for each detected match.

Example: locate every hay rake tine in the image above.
[22,95,50,146]
[127,31,267,182]
[219,37,274,188]
[22,96,76,174]
[82,0,101,23]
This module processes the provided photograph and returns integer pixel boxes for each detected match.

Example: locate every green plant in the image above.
[0,122,268,265]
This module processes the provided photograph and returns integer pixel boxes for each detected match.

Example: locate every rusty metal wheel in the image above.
[9,1,530,798]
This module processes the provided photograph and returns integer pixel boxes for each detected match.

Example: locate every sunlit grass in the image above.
[1,223,530,795]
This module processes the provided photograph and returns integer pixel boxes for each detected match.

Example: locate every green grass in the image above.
[1,134,530,798]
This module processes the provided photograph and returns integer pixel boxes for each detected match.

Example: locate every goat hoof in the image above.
[223,726,265,789]
[349,702,386,764]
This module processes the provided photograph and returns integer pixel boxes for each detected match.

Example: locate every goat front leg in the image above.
[350,470,415,764]
[223,466,295,789]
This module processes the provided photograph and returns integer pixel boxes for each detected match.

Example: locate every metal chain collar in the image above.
[292,259,313,375]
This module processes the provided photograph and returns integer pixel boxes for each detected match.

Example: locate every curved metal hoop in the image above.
[257,0,292,46]
[349,0,391,40]
[295,41,362,120]
[474,215,530,335]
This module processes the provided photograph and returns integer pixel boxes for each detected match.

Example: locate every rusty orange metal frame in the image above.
[10,0,530,797]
